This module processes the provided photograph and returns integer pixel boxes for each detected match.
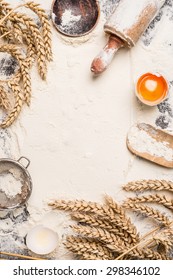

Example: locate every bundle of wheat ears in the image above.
[0,0,52,128]
[49,180,173,260]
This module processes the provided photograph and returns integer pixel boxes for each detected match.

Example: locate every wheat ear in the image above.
[12,22,23,43]
[25,1,52,61]
[49,199,115,217]
[0,25,14,41]
[50,199,142,243]
[123,202,171,226]
[22,31,36,69]
[71,212,132,242]
[50,200,127,235]
[116,221,173,260]
[1,80,23,128]
[72,225,128,250]
[123,180,173,192]
[105,195,139,243]
[143,248,168,260]
[8,23,36,69]
[13,12,47,80]
[125,194,173,211]
[0,85,11,110]
[149,228,173,254]
[0,2,47,80]
[153,238,173,255]
[71,226,164,260]
[71,212,116,230]
[0,44,31,105]
[65,236,115,260]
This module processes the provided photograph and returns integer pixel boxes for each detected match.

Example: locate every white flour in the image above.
[61,10,81,28]
[0,173,22,198]
[128,125,173,162]
[1,0,173,258]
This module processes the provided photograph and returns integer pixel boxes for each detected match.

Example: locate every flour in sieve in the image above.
[0,173,22,198]
[128,125,173,161]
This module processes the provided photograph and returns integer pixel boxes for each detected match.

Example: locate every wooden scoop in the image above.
[127,123,173,168]
[51,0,100,37]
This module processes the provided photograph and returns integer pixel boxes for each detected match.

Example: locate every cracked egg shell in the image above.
[135,72,168,106]
[26,225,59,255]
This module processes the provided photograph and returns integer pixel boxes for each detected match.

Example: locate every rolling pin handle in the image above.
[91,35,123,75]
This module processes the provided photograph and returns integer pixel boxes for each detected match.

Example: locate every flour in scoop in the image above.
[0,173,22,198]
[128,125,173,162]
[61,10,81,27]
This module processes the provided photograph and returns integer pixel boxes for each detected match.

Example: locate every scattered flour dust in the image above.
[0,173,22,198]
[128,125,173,162]
[61,10,81,27]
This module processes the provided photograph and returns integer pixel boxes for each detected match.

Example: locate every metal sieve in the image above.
[0,157,32,210]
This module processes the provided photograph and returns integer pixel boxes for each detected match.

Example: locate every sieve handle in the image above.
[18,156,30,169]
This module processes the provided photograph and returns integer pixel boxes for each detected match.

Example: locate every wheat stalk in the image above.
[71,212,133,243]
[0,25,14,41]
[123,202,171,226]
[0,85,10,110]
[71,212,115,230]
[106,240,165,259]
[0,0,51,127]
[71,225,164,260]
[149,229,173,254]
[25,1,52,61]
[116,221,173,260]
[65,236,116,260]
[0,3,26,25]
[49,199,102,212]
[153,238,173,254]
[123,180,173,192]
[23,31,36,69]
[1,77,24,128]
[0,1,47,80]
[13,13,47,80]
[12,22,23,43]
[49,200,111,221]
[72,225,130,250]
[5,21,36,68]
[20,60,31,105]
[50,197,172,260]
[143,248,168,260]
[0,44,31,105]
[105,195,139,243]
[49,199,139,244]
[125,194,173,211]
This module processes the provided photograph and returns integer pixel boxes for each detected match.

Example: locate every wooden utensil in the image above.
[91,0,165,75]
[51,0,100,37]
[127,123,173,168]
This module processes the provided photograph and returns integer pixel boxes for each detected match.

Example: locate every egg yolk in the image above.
[137,73,168,102]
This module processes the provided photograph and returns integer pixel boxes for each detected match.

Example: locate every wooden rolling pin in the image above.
[91,0,165,75]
